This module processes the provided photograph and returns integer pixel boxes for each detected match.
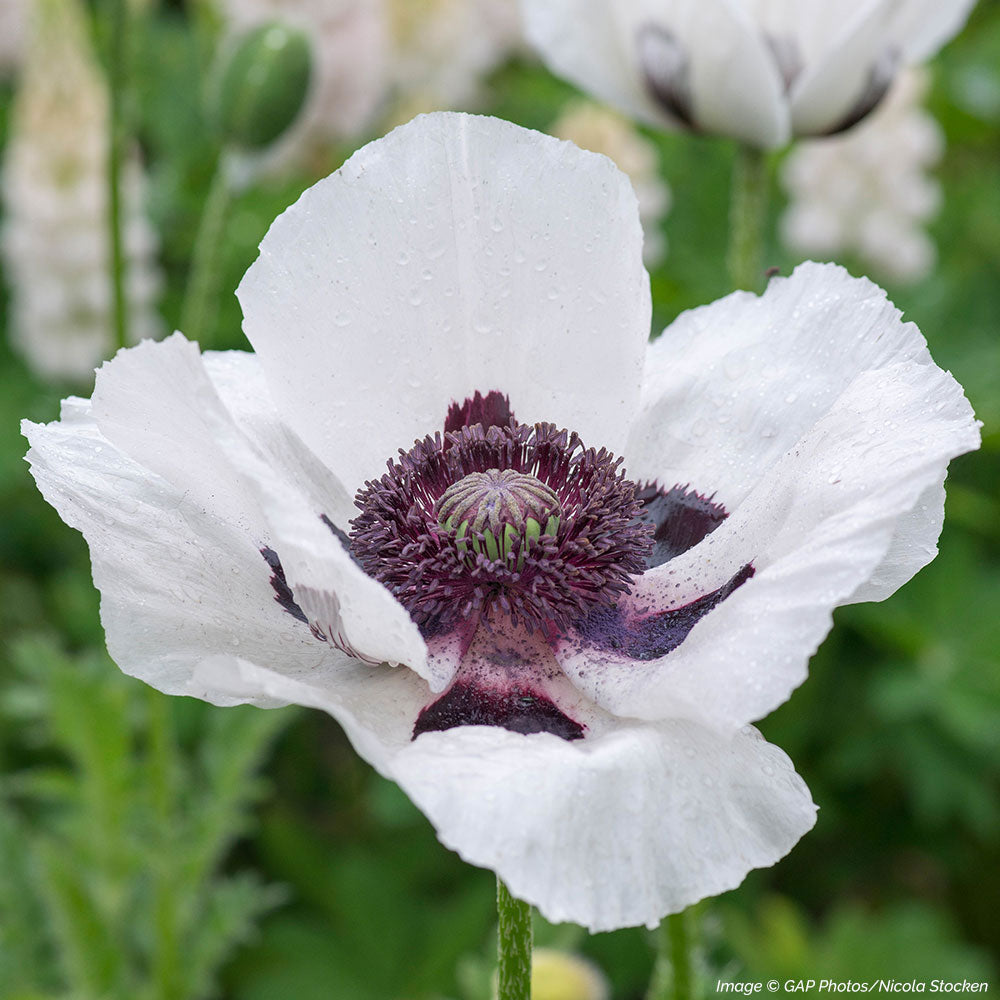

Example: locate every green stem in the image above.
[646,909,694,1000]
[496,878,532,1000]
[726,144,770,292]
[107,0,129,353]
[670,910,693,1000]
[179,155,232,346]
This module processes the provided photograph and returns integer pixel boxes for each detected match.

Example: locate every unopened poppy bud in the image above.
[212,22,311,150]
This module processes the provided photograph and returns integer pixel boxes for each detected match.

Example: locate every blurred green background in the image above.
[0,1,998,998]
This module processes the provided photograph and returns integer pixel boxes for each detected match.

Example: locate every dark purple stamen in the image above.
[444,390,513,434]
[413,680,584,741]
[261,546,308,623]
[350,410,652,634]
[634,483,728,569]
[574,563,754,661]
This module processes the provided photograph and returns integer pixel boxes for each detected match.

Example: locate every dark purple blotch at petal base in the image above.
[320,513,363,569]
[444,390,513,434]
[413,681,584,741]
[634,483,728,569]
[262,510,359,628]
[261,546,308,623]
[575,563,755,661]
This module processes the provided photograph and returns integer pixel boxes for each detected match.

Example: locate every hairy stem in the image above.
[726,144,770,292]
[179,155,232,346]
[647,909,695,1000]
[497,878,532,1000]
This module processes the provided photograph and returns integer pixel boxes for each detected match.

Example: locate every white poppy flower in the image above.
[519,0,978,148]
[23,113,979,931]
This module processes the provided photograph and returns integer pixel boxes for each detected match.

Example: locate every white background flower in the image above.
[0,0,27,76]
[1,0,161,382]
[520,0,978,147]
[780,68,944,284]
[384,0,523,121]
[24,113,979,930]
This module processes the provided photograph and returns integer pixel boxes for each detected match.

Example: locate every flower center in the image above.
[435,468,561,563]
[349,404,653,636]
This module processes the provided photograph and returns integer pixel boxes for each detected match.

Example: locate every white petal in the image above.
[237,112,650,496]
[392,720,816,931]
[57,334,431,681]
[883,0,978,61]
[522,0,789,148]
[522,0,682,128]
[22,399,332,705]
[187,645,816,931]
[847,478,946,603]
[210,422,434,682]
[789,0,900,137]
[562,264,980,728]
[184,638,429,765]
[788,0,974,137]
[203,348,358,528]
[628,263,954,510]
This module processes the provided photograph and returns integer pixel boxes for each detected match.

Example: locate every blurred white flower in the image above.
[0,0,28,75]
[521,0,976,148]
[552,98,670,267]
[217,0,388,171]
[780,68,944,284]
[1,0,161,382]
[385,0,522,120]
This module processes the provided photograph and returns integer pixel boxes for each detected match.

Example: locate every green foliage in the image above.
[0,638,292,1000]
[721,896,995,985]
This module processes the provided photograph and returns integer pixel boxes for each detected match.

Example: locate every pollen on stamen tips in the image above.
[349,412,653,636]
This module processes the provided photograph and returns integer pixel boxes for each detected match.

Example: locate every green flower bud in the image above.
[212,23,311,151]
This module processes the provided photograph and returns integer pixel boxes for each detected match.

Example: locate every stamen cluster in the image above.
[350,419,652,634]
